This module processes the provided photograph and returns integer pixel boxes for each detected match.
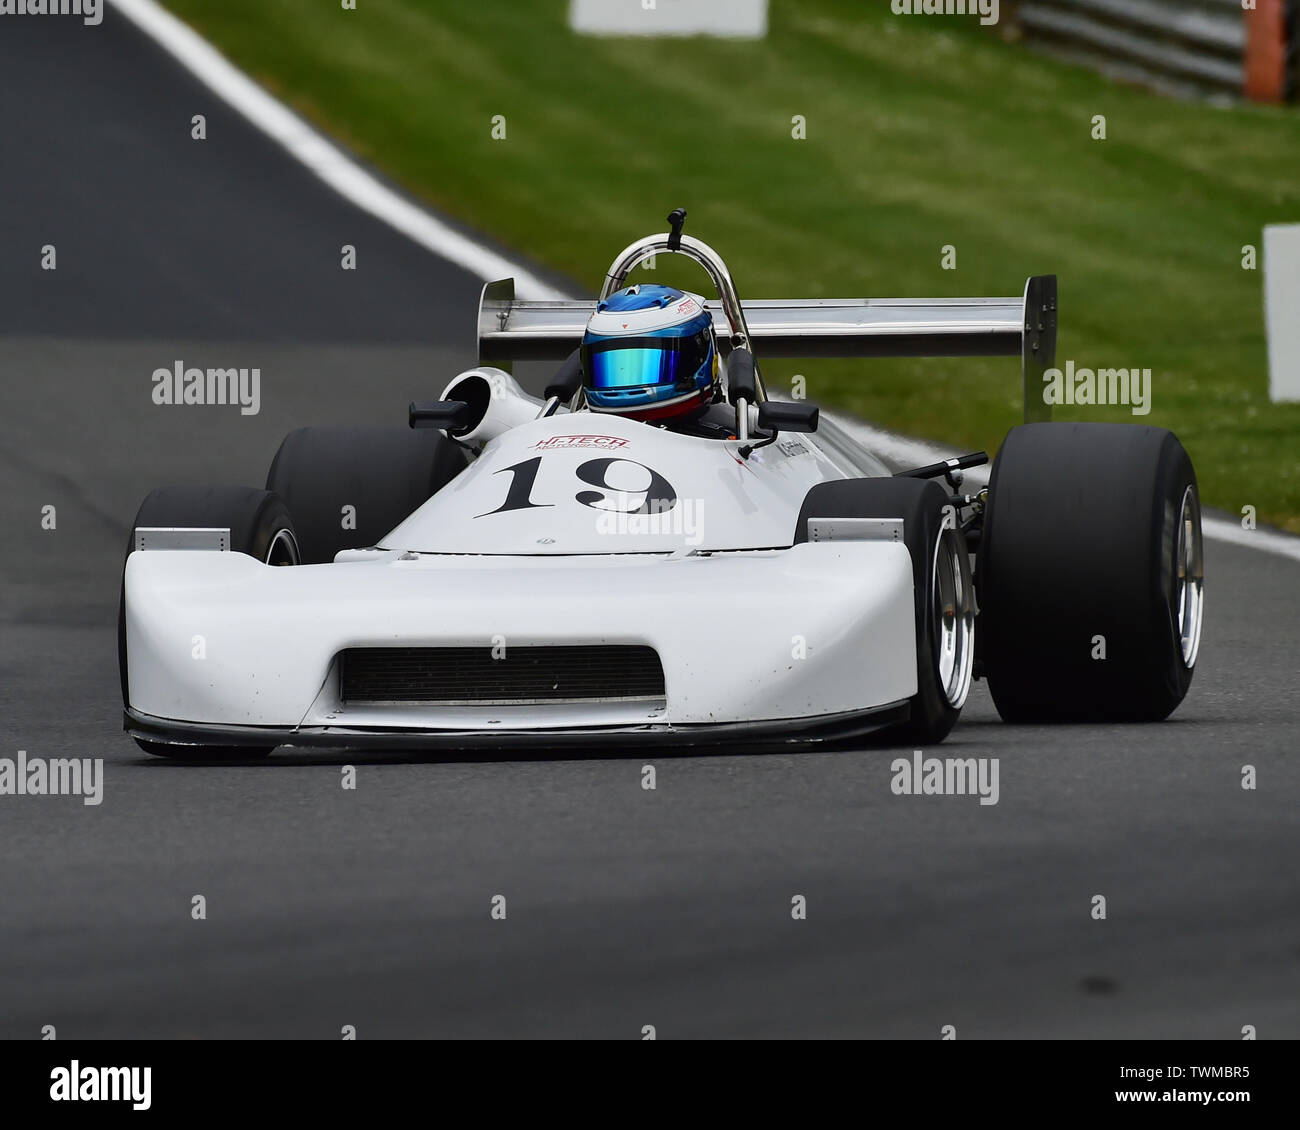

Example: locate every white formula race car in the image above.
[119,215,1204,758]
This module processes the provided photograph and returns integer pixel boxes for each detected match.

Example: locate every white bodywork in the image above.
[387,408,838,555]
[124,389,917,742]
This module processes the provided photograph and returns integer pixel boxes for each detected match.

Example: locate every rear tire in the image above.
[796,477,975,744]
[119,485,297,759]
[266,427,466,563]
[977,422,1203,722]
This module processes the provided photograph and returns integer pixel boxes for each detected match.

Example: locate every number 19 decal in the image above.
[477,456,677,517]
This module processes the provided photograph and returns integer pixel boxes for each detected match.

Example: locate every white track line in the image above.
[113,0,1300,564]
[1199,514,1300,561]
[109,0,566,300]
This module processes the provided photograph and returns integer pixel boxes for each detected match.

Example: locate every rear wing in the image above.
[478,275,1058,423]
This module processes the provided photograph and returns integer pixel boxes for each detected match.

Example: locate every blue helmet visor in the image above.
[582,332,711,393]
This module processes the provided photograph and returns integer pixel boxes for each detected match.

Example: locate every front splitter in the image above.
[124,702,910,754]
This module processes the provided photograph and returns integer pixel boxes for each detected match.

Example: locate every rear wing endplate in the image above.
[478,275,1057,423]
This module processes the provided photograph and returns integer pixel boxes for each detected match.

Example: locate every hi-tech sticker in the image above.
[532,434,629,451]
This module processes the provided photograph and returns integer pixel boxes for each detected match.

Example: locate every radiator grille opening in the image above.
[340,645,665,706]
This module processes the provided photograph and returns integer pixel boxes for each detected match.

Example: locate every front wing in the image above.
[123,542,917,750]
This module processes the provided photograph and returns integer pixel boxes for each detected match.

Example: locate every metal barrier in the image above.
[1012,0,1293,101]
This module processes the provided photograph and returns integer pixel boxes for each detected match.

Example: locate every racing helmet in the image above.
[580,284,719,423]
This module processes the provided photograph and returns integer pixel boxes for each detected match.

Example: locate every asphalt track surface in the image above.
[1,11,1298,1040]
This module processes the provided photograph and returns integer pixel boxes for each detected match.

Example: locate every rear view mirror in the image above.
[758,401,819,433]
[409,400,473,433]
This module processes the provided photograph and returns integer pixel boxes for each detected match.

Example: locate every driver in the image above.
[580,284,735,436]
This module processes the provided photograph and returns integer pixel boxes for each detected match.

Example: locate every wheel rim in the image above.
[264,529,300,567]
[1175,485,1204,668]
[932,526,975,709]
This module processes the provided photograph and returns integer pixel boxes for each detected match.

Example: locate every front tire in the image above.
[266,426,466,564]
[977,422,1203,722]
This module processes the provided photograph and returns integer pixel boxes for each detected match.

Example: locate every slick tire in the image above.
[977,422,1204,722]
[266,427,466,564]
